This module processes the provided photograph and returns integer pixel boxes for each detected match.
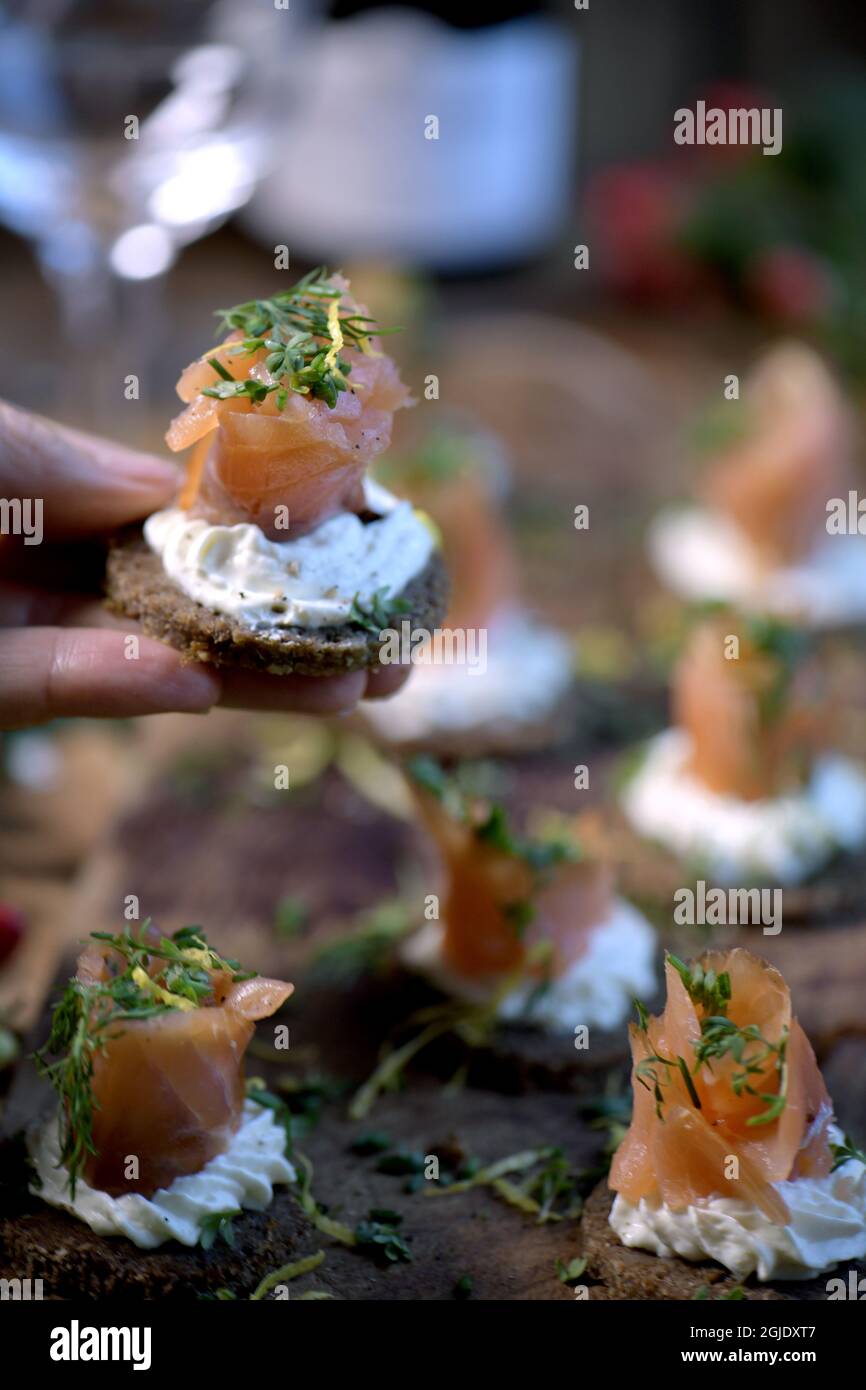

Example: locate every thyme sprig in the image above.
[349,587,412,635]
[34,924,254,1197]
[830,1134,866,1172]
[201,267,399,411]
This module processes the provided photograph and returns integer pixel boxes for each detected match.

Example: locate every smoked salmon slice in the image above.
[701,344,854,564]
[409,761,613,981]
[673,611,821,800]
[165,269,412,538]
[609,949,833,1223]
[37,923,293,1199]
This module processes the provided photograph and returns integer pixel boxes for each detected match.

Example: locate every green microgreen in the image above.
[201,267,398,412]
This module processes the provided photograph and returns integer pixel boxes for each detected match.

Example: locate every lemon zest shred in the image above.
[131,966,196,1012]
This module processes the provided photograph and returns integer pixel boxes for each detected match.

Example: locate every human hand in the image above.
[0,402,408,730]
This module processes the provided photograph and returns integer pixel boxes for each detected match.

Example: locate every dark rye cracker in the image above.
[105,527,449,678]
[582,1180,866,1301]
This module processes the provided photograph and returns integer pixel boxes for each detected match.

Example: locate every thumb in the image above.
[0,400,179,538]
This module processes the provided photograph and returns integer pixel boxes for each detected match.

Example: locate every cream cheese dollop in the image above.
[649,505,866,628]
[362,608,575,744]
[30,1100,295,1250]
[609,1144,866,1282]
[144,478,434,632]
[621,729,866,886]
[401,899,656,1034]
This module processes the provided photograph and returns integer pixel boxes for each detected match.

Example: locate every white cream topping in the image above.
[30,1100,296,1250]
[400,899,656,1035]
[610,1138,866,1282]
[143,478,434,632]
[649,505,866,628]
[362,607,574,742]
[621,729,866,886]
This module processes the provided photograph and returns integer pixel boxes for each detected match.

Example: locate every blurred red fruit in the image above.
[693,82,775,165]
[748,246,837,324]
[0,904,25,966]
[587,164,700,303]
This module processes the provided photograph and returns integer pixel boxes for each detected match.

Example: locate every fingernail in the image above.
[161,666,221,711]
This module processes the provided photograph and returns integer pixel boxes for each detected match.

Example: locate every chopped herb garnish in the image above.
[198,1209,241,1251]
[503,900,536,938]
[830,1134,866,1171]
[406,757,579,931]
[693,1015,788,1127]
[453,1274,474,1299]
[34,923,252,1197]
[349,586,411,635]
[668,954,732,1016]
[201,268,398,412]
[642,955,788,1126]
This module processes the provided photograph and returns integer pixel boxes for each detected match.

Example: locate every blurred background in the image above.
[2,0,866,1049]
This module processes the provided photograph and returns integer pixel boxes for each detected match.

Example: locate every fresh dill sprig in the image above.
[202,267,399,412]
[34,924,255,1197]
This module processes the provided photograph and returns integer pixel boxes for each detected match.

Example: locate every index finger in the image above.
[0,400,179,538]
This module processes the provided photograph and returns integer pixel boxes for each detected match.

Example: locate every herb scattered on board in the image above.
[198,1251,329,1301]
[426,1146,583,1224]
[354,1211,413,1265]
[692,1283,746,1301]
[34,923,253,1197]
[349,1131,392,1157]
[376,1149,426,1177]
[202,267,399,412]
[453,1274,474,1299]
[555,1256,587,1286]
[349,992,504,1121]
